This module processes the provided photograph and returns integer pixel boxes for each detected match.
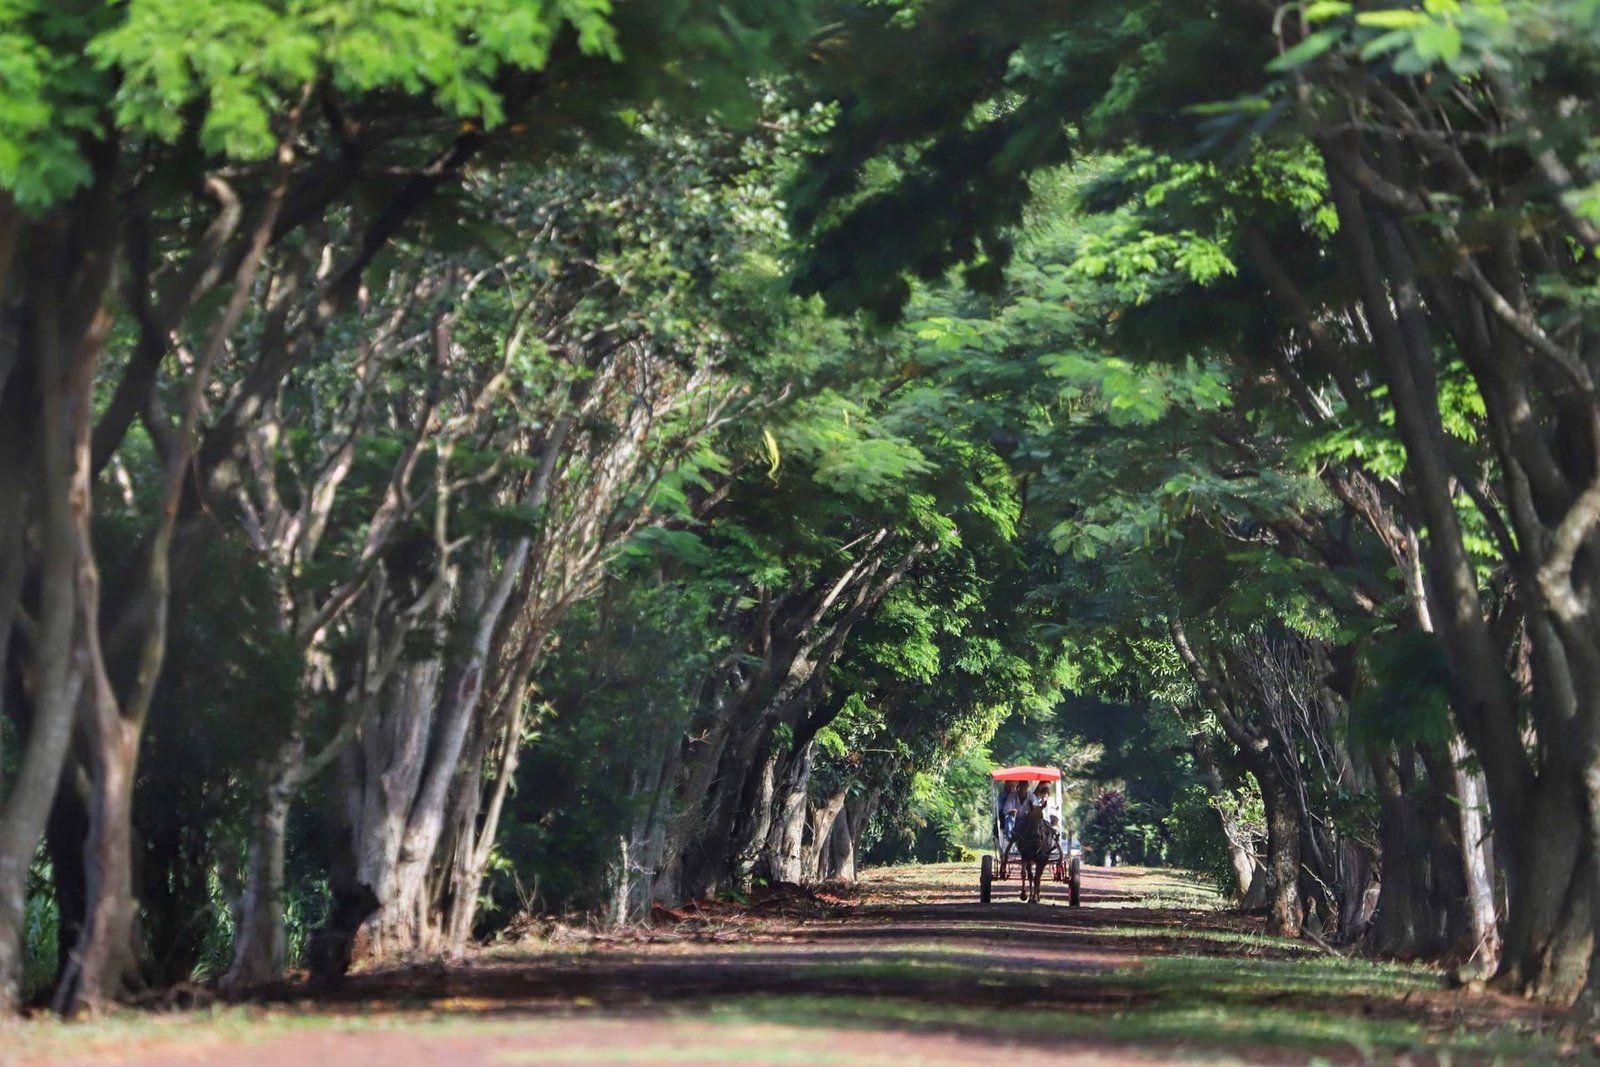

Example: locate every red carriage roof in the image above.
[990,765,1061,782]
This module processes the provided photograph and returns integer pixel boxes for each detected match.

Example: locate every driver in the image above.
[1030,781,1062,844]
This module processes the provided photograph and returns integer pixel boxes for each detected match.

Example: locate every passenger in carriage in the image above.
[999,780,1027,843]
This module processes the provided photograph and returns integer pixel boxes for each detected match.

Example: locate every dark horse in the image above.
[1011,806,1054,903]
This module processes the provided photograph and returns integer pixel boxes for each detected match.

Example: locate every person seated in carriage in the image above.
[999,780,1027,844]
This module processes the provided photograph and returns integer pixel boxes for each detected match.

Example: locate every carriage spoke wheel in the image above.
[1069,855,1082,907]
[979,854,993,904]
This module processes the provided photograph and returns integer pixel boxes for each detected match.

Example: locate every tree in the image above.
[1084,789,1129,866]
[0,0,817,1011]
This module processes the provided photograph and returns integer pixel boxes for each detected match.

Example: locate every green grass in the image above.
[706,993,1569,1064]
[1074,923,1316,952]
[1130,953,1442,999]
[1123,875,1227,910]
[1,1005,328,1063]
[788,948,1439,1000]
[1,958,1571,1067]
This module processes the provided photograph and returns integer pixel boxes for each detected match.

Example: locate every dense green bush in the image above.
[22,856,58,1002]
[1164,784,1242,894]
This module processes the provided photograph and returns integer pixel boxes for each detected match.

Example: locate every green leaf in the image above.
[1304,1,1353,22]
[1412,20,1461,62]
[1358,27,1416,59]
[1354,8,1430,29]
[625,527,712,567]
[761,426,782,483]
[1267,28,1344,71]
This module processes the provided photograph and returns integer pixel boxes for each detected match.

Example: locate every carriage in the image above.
[978,765,1082,905]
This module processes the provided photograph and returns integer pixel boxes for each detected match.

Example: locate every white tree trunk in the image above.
[225,796,291,990]
[1453,737,1500,977]
[224,732,303,990]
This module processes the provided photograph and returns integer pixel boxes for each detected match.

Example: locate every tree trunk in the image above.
[1168,621,1299,934]
[329,539,536,966]
[824,804,856,881]
[841,787,880,878]
[1563,760,1600,1024]
[52,446,145,1014]
[437,682,530,952]
[434,766,487,956]
[802,787,849,882]
[54,710,141,1014]
[623,731,683,921]
[1319,154,1591,996]
[732,743,779,889]
[0,265,103,1011]
[340,658,444,964]
[1494,775,1592,1000]
[44,764,90,988]
[658,540,919,902]
[1415,744,1478,951]
[1367,745,1437,958]
[225,796,292,991]
[1338,838,1381,945]
[1451,739,1500,976]
[1257,759,1302,938]
[655,680,748,904]
[763,740,815,883]
[675,708,788,899]
[223,734,302,991]
[1190,732,1258,904]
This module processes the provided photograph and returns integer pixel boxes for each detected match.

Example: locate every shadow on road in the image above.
[240,865,1552,1066]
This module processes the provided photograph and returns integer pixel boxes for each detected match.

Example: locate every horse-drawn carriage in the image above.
[978,765,1082,905]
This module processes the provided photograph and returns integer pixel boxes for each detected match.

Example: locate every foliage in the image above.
[1165,783,1253,895]
[1348,629,1455,749]
[1083,788,1130,864]
[22,855,58,1002]
[492,571,729,918]
[864,745,995,865]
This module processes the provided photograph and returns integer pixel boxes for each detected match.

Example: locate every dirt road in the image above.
[1,864,1580,1065]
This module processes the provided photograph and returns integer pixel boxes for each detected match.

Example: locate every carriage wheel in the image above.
[1068,855,1082,907]
[980,854,993,904]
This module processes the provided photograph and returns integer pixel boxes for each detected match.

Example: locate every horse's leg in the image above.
[1018,838,1030,900]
